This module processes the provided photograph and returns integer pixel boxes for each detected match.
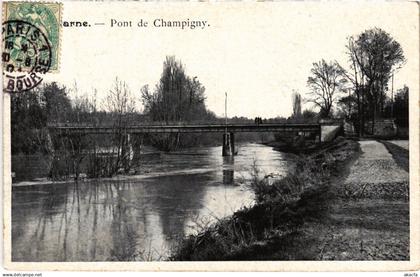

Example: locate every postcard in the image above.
[2,0,419,272]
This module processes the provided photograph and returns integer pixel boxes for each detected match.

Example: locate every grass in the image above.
[170,137,360,261]
[381,140,409,172]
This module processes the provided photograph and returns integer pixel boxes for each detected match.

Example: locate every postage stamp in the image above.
[2,20,52,92]
[3,1,62,72]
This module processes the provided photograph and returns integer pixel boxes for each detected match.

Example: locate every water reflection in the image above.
[12,143,290,261]
[222,156,235,185]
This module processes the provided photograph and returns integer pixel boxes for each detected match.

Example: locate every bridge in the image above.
[48,123,321,134]
[48,123,326,156]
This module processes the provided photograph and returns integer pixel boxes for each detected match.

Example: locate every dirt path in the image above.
[320,140,410,260]
[258,139,409,260]
[345,140,408,188]
[272,139,410,260]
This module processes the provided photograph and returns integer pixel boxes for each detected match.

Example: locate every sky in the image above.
[45,1,419,118]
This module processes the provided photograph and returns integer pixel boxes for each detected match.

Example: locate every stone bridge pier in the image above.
[121,133,134,172]
[222,132,235,156]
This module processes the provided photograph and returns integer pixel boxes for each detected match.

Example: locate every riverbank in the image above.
[171,137,409,260]
[170,137,359,260]
[263,139,319,154]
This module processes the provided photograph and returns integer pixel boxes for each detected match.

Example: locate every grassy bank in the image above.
[170,137,360,260]
[263,138,320,155]
[381,140,409,172]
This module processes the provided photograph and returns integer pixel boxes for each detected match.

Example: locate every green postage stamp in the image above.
[3,1,62,72]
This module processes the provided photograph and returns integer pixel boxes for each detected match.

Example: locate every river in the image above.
[12,143,292,261]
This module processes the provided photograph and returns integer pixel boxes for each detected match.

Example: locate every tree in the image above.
[307,59,347,118]
[11,83,74,155]
[393,85,409,127]
[102,78,137,174]
[40,83,88,180]
[71,84,98,124]
[11,87,47,154]
[302,109,318,121]
[41,82,73,123]
[9,82,90,179]
[291,91,302,118]
[141,56,214,150]
[344,28,405,135]
[142,56,208,123]
[337,91,357,119]
[104,78,136,123]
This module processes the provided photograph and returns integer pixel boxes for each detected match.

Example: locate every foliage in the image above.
[291,91,302,119]
[306,59,347,118]
[42,82,73,122]
[393,85,409,127]
[301,109,318,121]
[90,78,138,176]
[343,28,405,135]
[336,94,357,119]
[141,56,217,151]
[141,56,210,123]
[11,82,72,155]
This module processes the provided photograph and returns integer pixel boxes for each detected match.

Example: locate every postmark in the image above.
[2,20,51,93]
[3,1,62,72]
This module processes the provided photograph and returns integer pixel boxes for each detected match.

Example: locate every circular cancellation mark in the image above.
[2,20,52,93]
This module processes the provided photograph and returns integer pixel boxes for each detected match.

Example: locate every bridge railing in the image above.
[46,123,321,136]
[47,122,322,128]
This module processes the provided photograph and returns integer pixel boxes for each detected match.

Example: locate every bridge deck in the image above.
[48,123,321,134]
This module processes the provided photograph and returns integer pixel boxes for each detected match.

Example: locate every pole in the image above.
[348,88,351,117]
[391,73,394,118]
[225,92,227,135]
